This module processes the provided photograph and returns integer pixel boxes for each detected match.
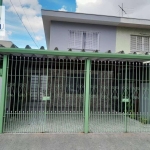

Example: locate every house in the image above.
[42,10,150,54]
[1,10,150,134]
[0,40,18,48]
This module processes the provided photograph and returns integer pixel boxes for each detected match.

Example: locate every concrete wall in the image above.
[116,27,150,53]
[49,21,117,52]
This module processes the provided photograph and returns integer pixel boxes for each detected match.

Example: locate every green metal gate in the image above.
[89,60,150,133]
[3,56,85,133]
[2,55,150,133]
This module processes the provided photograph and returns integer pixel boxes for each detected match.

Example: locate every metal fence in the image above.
[89,61,150,133]
[2,55,150,133]
[0,55,3,68]
[3,56,85,133]
[0,55,3,100]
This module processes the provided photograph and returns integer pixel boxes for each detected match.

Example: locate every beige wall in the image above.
[116,27,150,53]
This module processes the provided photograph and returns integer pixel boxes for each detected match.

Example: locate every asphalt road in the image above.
[0,133,150,150]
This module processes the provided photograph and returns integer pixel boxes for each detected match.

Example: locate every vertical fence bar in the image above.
[118,62,120,115]
[61,59,64,112]
[64,59,67,112]
[72,60,75,113]
[96,61,99,113]
[138,62,141,132]
[149,63,150,130]
[21,57,25,112]
[107,61,109,114]
[76,59,78,112]
[0,55,8,133]
[100,61,102,114]
[3,56,9,133]
[57,59,59,113]
[84,59,90,133]
[125,61,128,133]
[145,63,148,127]
[104,62,106,113]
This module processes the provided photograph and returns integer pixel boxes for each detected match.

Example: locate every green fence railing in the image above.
[1,54,150,133]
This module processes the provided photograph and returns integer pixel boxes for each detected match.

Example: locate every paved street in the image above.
[0,133,150,150]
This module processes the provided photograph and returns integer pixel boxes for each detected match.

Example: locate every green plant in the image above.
[128,111,136,119]
[139,117,148,124]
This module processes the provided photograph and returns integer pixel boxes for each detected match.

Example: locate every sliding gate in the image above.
[3,56,85,133]
[89,60,150,133]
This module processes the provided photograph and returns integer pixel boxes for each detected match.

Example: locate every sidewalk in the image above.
[0,133,150,150]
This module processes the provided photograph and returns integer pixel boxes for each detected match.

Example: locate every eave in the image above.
[0,48,150,62]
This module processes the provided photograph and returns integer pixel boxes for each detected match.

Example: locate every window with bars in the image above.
[69,30,99,50]
[130,35,150,52]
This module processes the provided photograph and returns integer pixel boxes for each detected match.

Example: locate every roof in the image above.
[42,10,150,49]
[0,40,45,50]
[42,10,150,27]
[0,41,18,48]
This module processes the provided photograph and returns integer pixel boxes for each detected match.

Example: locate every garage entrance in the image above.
[89,60,150,133]
[3,56,85,133]
[2,55,150,133]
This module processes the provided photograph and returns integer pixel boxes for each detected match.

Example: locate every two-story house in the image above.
[42,10,150,54]
[1,10,150,134]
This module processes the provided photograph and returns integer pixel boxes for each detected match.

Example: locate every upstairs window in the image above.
[131,35,150,52]
[69,30,99,50]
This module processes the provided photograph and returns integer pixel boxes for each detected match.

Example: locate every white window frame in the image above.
[68,30,100,51]
[130,35,150,52]
[31,74,48,101]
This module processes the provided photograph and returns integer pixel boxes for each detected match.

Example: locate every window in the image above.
[69,30,99,50]
[31,75,48,101]
[131,35,150,52]
[66,73,97,95]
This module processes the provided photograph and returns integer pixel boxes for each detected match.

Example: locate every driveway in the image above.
[0,133,150,150]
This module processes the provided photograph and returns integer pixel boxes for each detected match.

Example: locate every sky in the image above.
[1,0,150,49]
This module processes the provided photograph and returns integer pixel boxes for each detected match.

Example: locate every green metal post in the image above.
[125,61,127,133]
[0,55,8,133]
[149,64,150,126]
[84,59,90,133]
[0,0,2,6]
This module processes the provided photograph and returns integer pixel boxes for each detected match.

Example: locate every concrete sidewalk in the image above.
[0,133,150,150]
